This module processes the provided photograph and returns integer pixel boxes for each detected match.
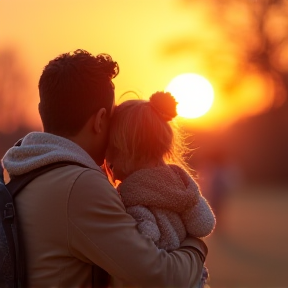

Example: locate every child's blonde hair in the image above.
[107,91,191,176]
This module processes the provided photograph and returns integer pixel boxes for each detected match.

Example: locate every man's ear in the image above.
[93,108,107,134]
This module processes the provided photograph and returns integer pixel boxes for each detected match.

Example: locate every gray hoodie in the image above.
[3,131,99,177]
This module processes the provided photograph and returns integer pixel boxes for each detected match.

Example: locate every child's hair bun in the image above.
[149,91,178,121]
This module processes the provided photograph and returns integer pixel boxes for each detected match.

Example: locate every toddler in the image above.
[106,91,216,287]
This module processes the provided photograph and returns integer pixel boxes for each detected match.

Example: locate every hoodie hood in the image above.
[119,164,216,239]
[2,132,100,177]
[119,164,200,213]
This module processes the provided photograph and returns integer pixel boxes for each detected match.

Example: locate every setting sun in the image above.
[165,73,214,119]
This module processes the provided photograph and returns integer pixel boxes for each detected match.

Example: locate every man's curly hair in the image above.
[38,49,119,136]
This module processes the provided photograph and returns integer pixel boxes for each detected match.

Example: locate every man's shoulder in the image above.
[61,163,103,175]
[66,165,124,214]
[33,163,112,194]
[54,164,110,188]
[67,165,118,196]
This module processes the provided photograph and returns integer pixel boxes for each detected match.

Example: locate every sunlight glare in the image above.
[165,73,214,118]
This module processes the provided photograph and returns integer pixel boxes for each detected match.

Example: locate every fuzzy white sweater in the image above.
[119,164,216,251]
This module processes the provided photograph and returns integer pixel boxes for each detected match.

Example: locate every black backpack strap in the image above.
[0,162,18,287]
[0,162,5,183]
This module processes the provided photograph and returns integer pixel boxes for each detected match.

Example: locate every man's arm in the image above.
[67,169,205,287]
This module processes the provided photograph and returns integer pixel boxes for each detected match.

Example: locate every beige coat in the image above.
[3,132,207,288]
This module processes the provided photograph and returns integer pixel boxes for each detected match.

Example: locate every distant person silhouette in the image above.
[200,150,242,234]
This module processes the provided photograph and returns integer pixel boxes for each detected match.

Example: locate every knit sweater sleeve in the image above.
[168,165,216,238]
[182,189,216,237]
[126,205,161,243]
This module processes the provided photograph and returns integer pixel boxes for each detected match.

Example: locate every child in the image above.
[106,91,216,287]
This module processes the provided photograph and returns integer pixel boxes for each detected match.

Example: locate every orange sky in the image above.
[0,0,283,132]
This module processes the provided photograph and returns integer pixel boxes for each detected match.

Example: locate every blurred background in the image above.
[0,0,287,287]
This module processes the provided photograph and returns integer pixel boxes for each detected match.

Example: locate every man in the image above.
[3,49,207,287]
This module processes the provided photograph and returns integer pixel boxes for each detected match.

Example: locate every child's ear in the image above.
[93,108,107,134]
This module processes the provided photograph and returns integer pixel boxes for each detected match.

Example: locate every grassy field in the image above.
[204,186,288,288]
